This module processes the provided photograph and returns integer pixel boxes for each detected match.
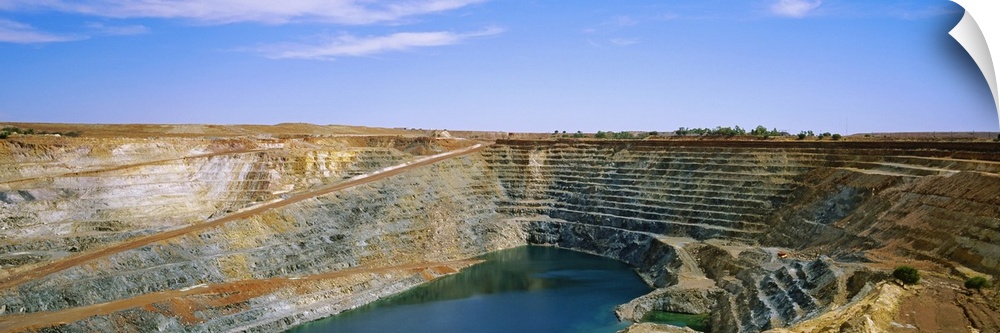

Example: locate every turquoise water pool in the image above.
[287,246,653,333]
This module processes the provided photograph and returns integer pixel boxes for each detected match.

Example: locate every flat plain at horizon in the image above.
[2,122,999,141]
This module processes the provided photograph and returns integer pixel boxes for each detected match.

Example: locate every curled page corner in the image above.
[949,0,999,129]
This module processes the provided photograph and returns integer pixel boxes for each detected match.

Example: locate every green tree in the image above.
[832,133,842,140]
[893,266,920,285]
[595,131,608,139]
[965,276,992,289]
[612,131,635,139]
[572,131,585,138]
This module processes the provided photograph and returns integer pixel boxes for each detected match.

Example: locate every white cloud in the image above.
[0,19,84,43]
[86,22,148,35]
[1,0,485,25]
[656,13,680,21]
[609,38,638,46]
[607,15,638,27]
[770,0,822,18]
[260,26,502,60]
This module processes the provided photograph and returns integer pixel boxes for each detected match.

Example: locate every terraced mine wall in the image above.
[1,137,999,332]
[486,140,1000,332]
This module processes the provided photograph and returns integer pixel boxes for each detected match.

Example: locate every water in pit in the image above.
[287,246,654,333]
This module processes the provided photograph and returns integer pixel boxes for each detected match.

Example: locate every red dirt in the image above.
[890,277,1000,332]
[0,260,481,332]
[0,122,419,138]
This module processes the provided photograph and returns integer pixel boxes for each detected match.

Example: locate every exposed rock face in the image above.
[0,136,523,332]
[616,283,721,322]
[1,137,999,332]
[620,322,702,333]
[482,140,1000,332]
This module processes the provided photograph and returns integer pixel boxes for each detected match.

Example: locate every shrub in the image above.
[0,131,8,139]
[832,133,842,140]
[797,133,807,140]
[595,131,608,139]
[965,276,992,289]
[612,131,634,139]
[893,266,920,285]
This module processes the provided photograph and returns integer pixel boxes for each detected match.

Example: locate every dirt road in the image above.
[0,143,488,291]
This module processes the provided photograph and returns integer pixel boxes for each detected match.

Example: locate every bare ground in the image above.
[890,277,1000,333]
[0,260,482,332]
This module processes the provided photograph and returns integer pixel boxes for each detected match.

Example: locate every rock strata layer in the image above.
[1,137,999,332]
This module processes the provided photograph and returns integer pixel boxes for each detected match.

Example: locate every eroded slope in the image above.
[1,137,999,332]
[484,140,1000,332]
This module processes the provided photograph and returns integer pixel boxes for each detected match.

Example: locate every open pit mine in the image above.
[0,124,998,333]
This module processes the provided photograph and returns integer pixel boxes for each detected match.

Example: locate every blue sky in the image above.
[0,0,996,134]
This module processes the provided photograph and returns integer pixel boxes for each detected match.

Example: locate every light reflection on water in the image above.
[287,246,652,333]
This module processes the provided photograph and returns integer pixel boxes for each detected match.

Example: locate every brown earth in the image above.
[890,278,1000,333]
[5,122,996,142]
[0,122,419,138]
[0,259,481,332]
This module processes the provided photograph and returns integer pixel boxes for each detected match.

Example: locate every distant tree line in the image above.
[796,131,841,140]
[675,125,789,138]
[0,126,81,139]
[552,130,657,139]
[549,125,841,141]
[594,131,651,139]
